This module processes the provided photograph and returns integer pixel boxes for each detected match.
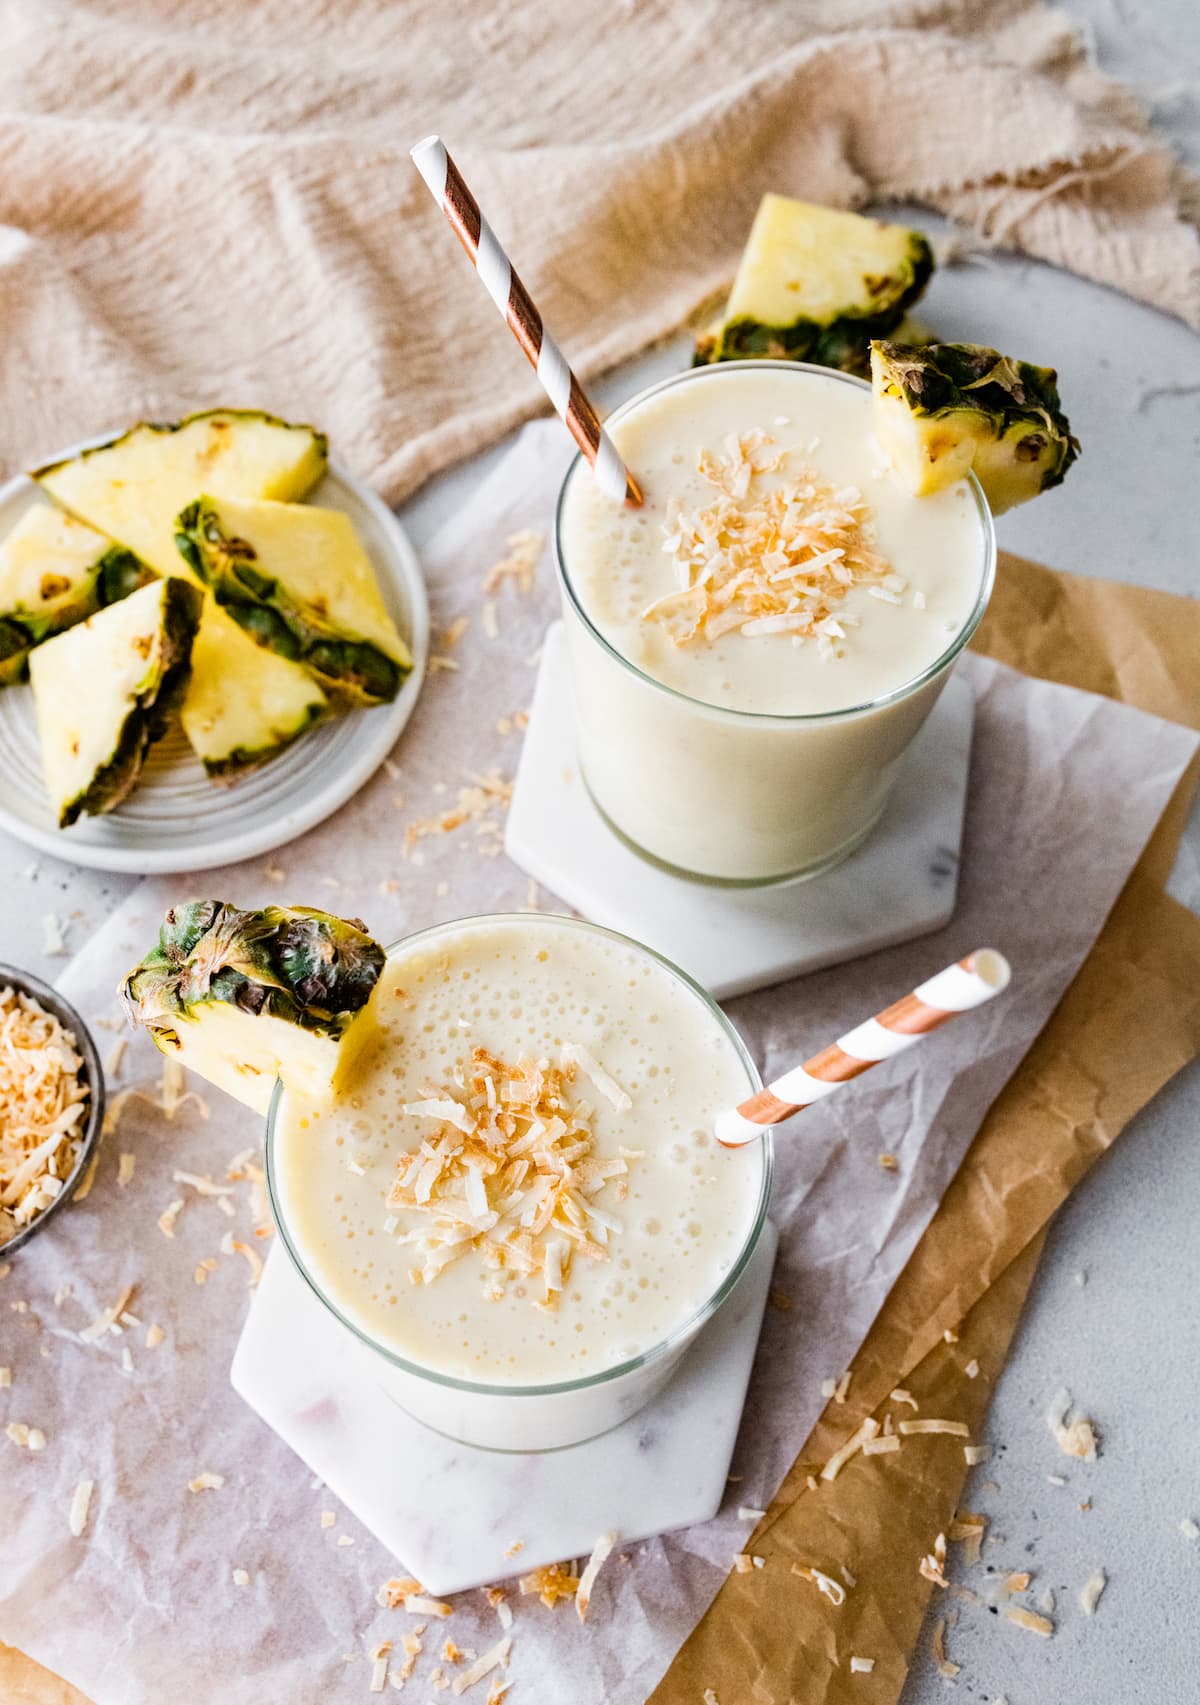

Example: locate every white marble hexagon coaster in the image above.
[231,1227,777,1596]
[505,623,973,1000]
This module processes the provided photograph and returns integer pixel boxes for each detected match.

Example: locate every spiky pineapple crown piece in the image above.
[872,341,1080,480]
[122,899,385,1038]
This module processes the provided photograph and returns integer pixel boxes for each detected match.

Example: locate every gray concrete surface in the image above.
[1,1,1196,1697]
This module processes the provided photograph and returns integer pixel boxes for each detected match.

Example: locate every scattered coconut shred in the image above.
[389,1046,637,1310]
[645,431,909,658]
[0,985,90,1243]
[1047,1389,1100,1460]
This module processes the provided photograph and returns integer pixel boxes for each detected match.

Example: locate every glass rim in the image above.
[265,909,773,1399]
[554,359,997,726]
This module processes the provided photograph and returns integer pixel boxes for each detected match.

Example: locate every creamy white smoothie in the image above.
[269,913,768,1449]
[556,362,993,882]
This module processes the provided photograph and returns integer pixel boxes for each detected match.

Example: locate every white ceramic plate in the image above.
[0,451,429,874]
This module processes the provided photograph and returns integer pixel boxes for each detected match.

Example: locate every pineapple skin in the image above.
[122,899,386,1112]
[175,496,410,708]
[31,576,202,827]
[0,540,152,687]
[870,341,1080,512]
[695,197,934,375]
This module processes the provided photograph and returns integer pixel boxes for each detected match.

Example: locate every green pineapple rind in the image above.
[122,899,386,1045]
[175,498,408,707]
[197,702,328,784]
[695,234,934,376]
[58,577,203,828]
[0,545,154,688]
[871,341,1080,492]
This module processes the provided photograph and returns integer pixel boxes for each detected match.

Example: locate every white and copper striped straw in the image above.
[410,134,642,508]
[716,950,1012,1149]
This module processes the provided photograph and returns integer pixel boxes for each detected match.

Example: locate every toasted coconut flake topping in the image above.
[1078,1567,1107,1615]
[405,1594,453,1618]
[645,434,894,653]
[1047,1389,1099,1460]
[791,1564,846,1606]
[821,1416,880,1481]
[68,1478,93,1537]
[932,1618,960,1678]
[519,1561,579,1608]
[576,1529,617,1621]
[0,985,90,1242]
[1005,1606,1054,1637]
[899,1419,970,1438]
[451,1635,511,1695]
[188,1471,224,1493]
[388,1046,636,1309]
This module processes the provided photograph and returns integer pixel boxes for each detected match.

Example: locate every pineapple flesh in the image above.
[181,598,327,781]
[696,196,933,375]
[0,503,153,686]
[32,408,334,779]
[870,341,1079,513]
[175,496,412,706]
[29,577,202,827]
[33,409,328,580]
[122,900,387,1115]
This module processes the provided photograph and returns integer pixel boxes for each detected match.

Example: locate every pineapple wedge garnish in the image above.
[870,341,1079,514]
[33,409,328,580]
[181,598,327,781]
[33,408,334,779]
[122,899,386,1114]
[29,577,202,828]
[695,196,933,375]
[175,496,411,707]
[0,502,153,686]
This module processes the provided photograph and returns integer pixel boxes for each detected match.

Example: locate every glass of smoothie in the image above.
[267,912,772,1452]
[555,361,996,884]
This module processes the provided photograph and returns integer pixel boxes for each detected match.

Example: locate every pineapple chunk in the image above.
[175,496,412,706]
[29,577,202,827]
[0,502,153,685]
[33,409,328,580]
[34,408,334,778]
[181,597,327,781]
[870,341,1079,513]
[122,899,386,1114]
[696,196,933,374]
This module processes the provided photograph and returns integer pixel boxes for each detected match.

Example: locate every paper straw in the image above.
[715,950,1012,1149]
[410,135,643,508]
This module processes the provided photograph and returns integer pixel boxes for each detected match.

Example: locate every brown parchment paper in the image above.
[8,555,1200,1705]
[650,555,1200,1704]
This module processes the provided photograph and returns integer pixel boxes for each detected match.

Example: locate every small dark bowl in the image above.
[0,963,106,1257]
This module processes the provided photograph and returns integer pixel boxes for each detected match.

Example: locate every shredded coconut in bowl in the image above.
[0,982,93,1246]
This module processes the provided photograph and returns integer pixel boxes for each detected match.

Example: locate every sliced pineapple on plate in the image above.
[29,576,202,828]
[870,340,1079,513]
[0,503,153,686]
[123,899,386,1114]
[33,409,328,580]
[181,596,328,782]
[175,496,412,706]
[695,195,933,375]
[32,407,340,778]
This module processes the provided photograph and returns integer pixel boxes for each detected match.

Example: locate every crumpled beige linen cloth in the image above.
[1,0,1196,501]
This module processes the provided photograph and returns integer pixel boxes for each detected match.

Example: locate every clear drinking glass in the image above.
[266,912,773,1452]
[555,362,996,886]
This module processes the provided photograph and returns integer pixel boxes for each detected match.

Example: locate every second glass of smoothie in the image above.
[556,361,995,884]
